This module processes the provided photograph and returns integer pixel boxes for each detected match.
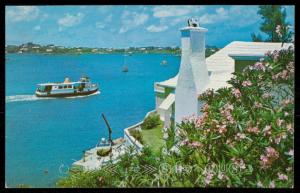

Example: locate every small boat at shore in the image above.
[35,76,99,97]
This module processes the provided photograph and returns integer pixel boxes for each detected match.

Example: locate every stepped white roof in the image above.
[157,41,293,90]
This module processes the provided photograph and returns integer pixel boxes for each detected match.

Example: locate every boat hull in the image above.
[36,88,99,98]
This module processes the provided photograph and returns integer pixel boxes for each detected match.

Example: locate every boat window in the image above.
[64,85,68,89]
[58,86,63,89]
[68,85,72,88]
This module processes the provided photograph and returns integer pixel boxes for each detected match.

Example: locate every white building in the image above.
[154,18,293,129]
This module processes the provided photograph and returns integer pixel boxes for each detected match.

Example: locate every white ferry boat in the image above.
[35,76,99,97]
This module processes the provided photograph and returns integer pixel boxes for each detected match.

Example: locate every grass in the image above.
[141,122,164,155]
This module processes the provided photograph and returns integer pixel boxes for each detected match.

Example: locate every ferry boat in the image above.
[35,76,99,97]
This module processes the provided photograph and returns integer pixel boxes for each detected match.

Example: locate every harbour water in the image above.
[5,53,180,187]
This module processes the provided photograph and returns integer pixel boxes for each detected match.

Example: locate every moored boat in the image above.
[35,76,99,97]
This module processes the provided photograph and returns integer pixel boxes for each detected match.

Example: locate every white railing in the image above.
[123,110,156,152]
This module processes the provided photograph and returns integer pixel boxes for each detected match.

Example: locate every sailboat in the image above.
[122,48,129,73]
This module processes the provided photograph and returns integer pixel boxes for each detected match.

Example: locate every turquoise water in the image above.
[5,53,180,187]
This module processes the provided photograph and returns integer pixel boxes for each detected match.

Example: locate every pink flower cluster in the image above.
[182,114,206,129]
[260,146,279,169]
[262,92,271,99]
[272,50,280,62]
[235,133,246,141]
[188,141,203,149]
[281,99,294,107]
[242,80,252,87]
[277,173,288,181]
[287,61,294,73]
[246,126,260,134]
[253,62,266,72]
[218,124,227,134]
[263,125,272,136]
[232,88,241,98]
[203,169,214,186]
[231,157,246,169]
[254,102,263,108]
[272,70,289,80]
[220,103,235,124]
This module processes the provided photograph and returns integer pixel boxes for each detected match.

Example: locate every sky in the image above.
[5,5,295,48]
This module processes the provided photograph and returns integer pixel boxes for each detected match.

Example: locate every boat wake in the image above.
[6,91,101,103]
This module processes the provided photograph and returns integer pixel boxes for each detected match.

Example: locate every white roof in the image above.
[157,41,293,91]
[159,93,175,110]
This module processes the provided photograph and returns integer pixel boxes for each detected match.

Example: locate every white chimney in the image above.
[175,18,209,125]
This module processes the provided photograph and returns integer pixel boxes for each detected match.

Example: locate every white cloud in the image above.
[119,11,149,33]
[152,6,203,18]
[58,12,84,28]
[95,14,113,29]
[147,24,168,32]
[6,6,40,22]
[34,25,41,30]
[199,6,259,27]
[199,7,229,24]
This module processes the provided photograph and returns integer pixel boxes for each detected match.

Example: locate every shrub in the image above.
[129,129,143,144]
[141,113,161,130]
[96,148,111,157]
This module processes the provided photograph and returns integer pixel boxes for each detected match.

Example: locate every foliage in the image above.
[141,113,161,130]
[252,5,293,43]
[96,148,111,157]
[129,129,144,144]
[57,45,294,188]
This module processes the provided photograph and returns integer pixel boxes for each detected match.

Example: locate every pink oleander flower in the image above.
[232,88,241,98]
[254,102,263,108]
[203,169,214,186]
[179,138,189,147]
[260,155,269,167]
[287,61,294,73]
[284,112,289,117]
[263,125,272,136]
[275,137,281,145]
[235,133,246,141]
[218,125,227,134]
[242,80,252,87]
[272,50,280,62]
[278,173,288,181]
[231,158,246,169]
[281,70,289,80]
[262,92,271,99]
[194,116,204,128]
[224,103,234,111]
[266,147,279,158]
[189,141,203,148]
[257,181,264,188]
[253,62,266,71]
[269,181,275,188]
[281,99,293,106]
[246,126,260,134]
[276,119,284,127]
[202,103,209,112]
[286,149,294,157]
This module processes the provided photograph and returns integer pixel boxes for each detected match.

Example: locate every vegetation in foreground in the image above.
[57,42,294,188]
